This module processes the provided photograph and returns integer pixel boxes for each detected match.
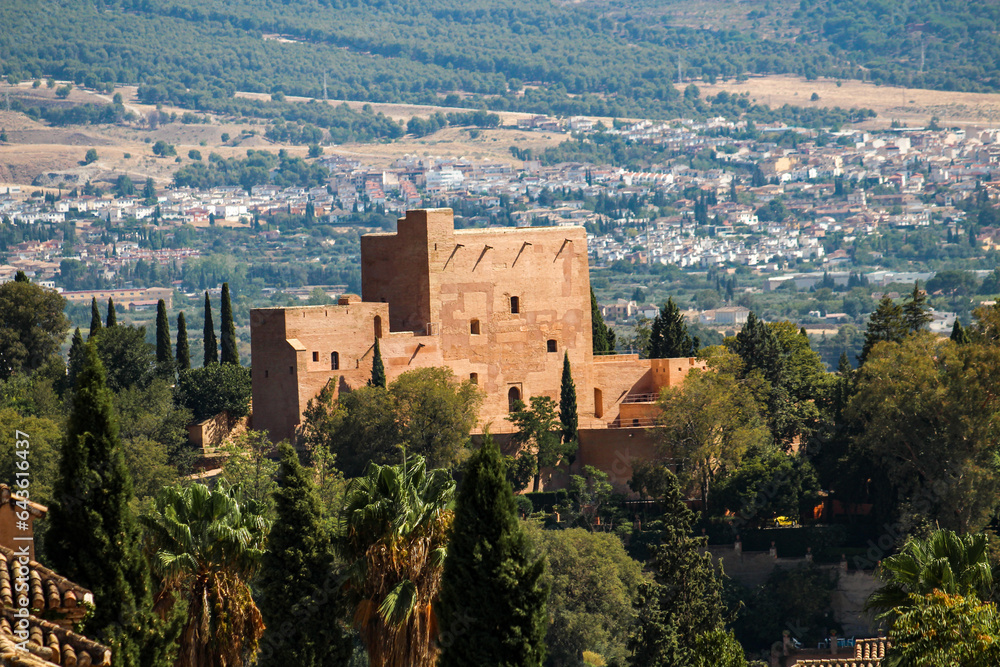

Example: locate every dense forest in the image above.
[0,0,997,122]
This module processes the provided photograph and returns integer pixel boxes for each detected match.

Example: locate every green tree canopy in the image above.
[0,277,69,380]
[257,443,353,667]
[527,525,645,667]
[655,348,770,510]
[848,335,1000,532]
[93,325,155,393]
[649,297,697,358]
[438,434,548,667]
[47,342,177,667]
[175,362,252,421]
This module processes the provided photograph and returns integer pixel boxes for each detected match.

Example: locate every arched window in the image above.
[547,339,557,353]
[594,388,603,418]
[510,296,520,314]
[374,315,383,339]
[508,386,521,412]
[469,372,478,384]
[470,319,481,335]
[331,352,339,370]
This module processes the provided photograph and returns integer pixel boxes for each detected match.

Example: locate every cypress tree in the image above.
[66,327,85,389]
[903,281,932,333]
[257,443,353,667]
[628,469,729,666]
[591,287,616,354]
[559,352,578,445]
[13,270,28,283]
[649,297,695,358]
[176,312,190,370]
[46,343,177,667]
[369,337,386,388]
[89,297,102,338]
[438,433,549,667]
[220,282,238,364]
[106,297,117,327]
[155,299,173,376]
[951,319,970,345]
[860,296,907,364]
[203,291,218,365]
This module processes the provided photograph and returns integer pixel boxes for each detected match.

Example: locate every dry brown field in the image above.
[699,74,1000,129]
[5,74,1000,188]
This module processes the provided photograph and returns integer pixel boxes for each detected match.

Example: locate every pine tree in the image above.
[628,468,730,666]
[220,282,238,365]
[176,312,190,371]
[46,343,177,667]
[650,298,695,358]
[591,287,616,354]
[951,319,970,345]
[203,291,218,365]
[89,297,102,338]
[559,352,578,446]
[860,296,908,364]
[105,297,117,327]
[66,327,85,389]
[369,337,386,388]
[154,299,173,377]
[903,281,932,333]
[257,443,353,667]
[438,434,549,667]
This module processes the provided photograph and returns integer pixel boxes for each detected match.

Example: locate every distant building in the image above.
[251,209,705,491]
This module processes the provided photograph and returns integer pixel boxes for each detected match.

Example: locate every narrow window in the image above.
[547,339,557,353]
[594,388,603,418]
[508,386,521,412]
[331,352,339,370]
[632,418,640,427]
[374,315,383,339]
[470,319,481,335]
[510,296,520,314]
[312,351,319,362]
[264,370,269,378]
[470,372,478,384]
[289,366,294,375]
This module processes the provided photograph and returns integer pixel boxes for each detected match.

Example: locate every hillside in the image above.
[1,0,998,122]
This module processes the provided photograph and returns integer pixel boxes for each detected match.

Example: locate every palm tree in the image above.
[866,530,994,623]
[141,482,271,667]
[340,455,456,667]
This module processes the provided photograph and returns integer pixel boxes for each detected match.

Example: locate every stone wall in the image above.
[709,543,880,638]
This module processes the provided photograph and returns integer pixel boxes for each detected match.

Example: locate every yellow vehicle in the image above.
[774,516,796,527]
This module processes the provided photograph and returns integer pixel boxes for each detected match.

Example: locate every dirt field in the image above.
[699,74,1000,129]
[6,74,1000,187]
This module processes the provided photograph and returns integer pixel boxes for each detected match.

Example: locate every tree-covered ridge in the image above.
[1,0,997,123]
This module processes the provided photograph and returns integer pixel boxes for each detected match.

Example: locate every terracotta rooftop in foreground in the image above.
[0,546,92,626]
[0,608,111,667]
[790,637,889,666]
[0,545,110,667]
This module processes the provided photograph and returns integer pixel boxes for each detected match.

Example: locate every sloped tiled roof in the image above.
[793,638,890,667]
[0,608,111,667]
[0,547,92,626]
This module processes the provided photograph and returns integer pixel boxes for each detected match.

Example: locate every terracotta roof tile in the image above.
[0,608,110,667]
[0,547,92,624]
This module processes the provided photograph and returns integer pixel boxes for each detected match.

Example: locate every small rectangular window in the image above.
[470,373,478,384]
[331,352,339,370]
[470,319,481,335]
[510,296,520,314]
[289,366,294,374]
[264,370,269,378]
[547,339,557,353]
[312,351,319,362]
